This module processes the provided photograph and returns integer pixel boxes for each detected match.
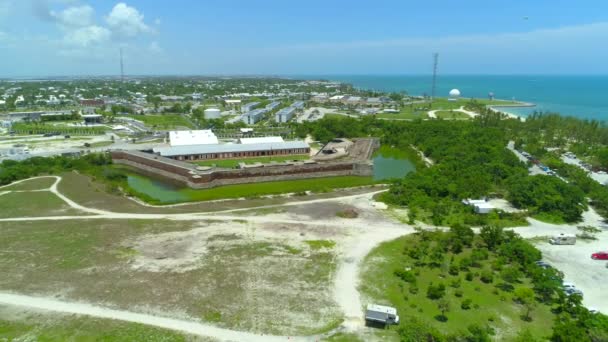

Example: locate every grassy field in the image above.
[0,219,341,335]
[435,111,472,120]
[0,191,86,218]
[0,306,212,342]
[193,155,309,168]
[376,107,428,120]
[127,173,378,204]
[11,123,107,135]
[125,114,194,129]
[56,171,383,214]
[360,234,555,341]
[0,177,56,191]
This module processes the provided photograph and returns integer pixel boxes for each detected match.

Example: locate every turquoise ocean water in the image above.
[297,75,608,121]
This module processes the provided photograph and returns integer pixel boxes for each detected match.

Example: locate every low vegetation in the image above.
[124,114,195,129]
[0,307,210,342]
[360,225,608,341]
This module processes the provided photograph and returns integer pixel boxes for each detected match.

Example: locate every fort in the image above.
[111,138,379,189]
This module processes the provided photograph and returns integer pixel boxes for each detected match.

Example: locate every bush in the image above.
[461,299,472,310]
[449,265,459,276]
[465,272,474,281]
[395,269,417,284]
[450,278,461,288]
[480,270,494,283]
[427,283,446,300]
[409,286,419,294]
[455,289,464,298]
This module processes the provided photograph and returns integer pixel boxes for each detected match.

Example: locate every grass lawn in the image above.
[0,219,341,335]
[532,212,568,225]
[431,98,523,110]
[128,174,378,204]
[376,107,428,120]
[193,155,309,168]
[0,191,86,218]
[125,114,194,129]
[0,306,211,342]
[435,111,472,120]
[360,234,555,341]
[57,171,384,214]
[0,177,56,191]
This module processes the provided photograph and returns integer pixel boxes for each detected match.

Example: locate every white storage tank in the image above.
[204,108,221,119]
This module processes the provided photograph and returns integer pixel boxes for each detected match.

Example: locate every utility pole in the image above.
[431,53,439,103]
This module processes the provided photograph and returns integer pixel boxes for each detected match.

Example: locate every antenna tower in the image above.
[431,53,438,101]
[120,48,124,83]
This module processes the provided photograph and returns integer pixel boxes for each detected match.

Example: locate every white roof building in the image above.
[169,130,219,146]
[239,136,284,144]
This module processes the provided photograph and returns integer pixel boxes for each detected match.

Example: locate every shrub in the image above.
[480,270,494,284]
[465,272,474,281]
[395,269,417,284]
[427,283,446,300]
[409,286,419,294]
[449,265,459,276]
[461,299,472,310]
[450,278,461,288]
[455,290,464,298]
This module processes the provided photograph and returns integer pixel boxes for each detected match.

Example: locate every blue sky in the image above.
[1,0,608,76]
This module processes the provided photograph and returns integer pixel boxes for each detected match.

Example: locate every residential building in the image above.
[241,102,260,113]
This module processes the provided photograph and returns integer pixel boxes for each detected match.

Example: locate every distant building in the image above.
[204,108,221,119]
[82,114,103,124]
[275,107,296,123]
[238,136,284,144]
[242,108,266,125]
[265,101,281,111]
[241,102,260,113]
[153,140,310,162]
[169,130,219,146]
[80,99,105,107]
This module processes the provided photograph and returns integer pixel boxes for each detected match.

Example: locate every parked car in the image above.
[591,251,608,260]
[565,288,583,297]
[535,260,551,269]
[562,281,576,289]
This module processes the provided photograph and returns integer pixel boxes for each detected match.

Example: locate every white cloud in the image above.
[106,3,152,37]
[51,5,95,28]
[148,41,163,54]
[63,25,111,47]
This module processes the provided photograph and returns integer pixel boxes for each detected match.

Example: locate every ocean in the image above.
[297,75,608,121]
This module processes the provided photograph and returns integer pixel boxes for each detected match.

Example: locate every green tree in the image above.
[514,287,537,321]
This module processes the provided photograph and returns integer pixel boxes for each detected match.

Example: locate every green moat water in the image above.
[372,146,416,181]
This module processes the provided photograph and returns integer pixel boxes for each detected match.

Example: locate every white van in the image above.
[549,234,576,245]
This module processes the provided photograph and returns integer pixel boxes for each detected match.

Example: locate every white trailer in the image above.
[549,234,576,245]
[365,304,400,325]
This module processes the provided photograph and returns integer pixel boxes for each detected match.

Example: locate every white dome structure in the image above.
[448,89,461,101]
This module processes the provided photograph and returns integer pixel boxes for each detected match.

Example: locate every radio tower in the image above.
[431,53,438,102]
[120,48,125,98]
[120,48,125,82]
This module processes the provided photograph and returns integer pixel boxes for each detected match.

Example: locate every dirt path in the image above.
[0,293,312,342]
[333,219,413,330]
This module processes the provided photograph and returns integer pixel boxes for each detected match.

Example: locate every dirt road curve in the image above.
[0,293,311,342]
